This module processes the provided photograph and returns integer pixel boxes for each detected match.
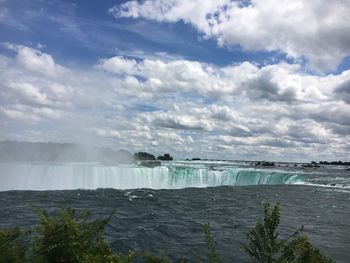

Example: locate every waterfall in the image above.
[0,162,303,191]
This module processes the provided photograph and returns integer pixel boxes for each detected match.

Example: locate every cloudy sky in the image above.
[1,0,350,161]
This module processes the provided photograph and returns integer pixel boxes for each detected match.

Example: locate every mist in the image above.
[0,141,135,164]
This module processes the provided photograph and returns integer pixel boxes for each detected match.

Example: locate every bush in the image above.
[30,208,132,263]
[204,223,223,263]
[241,203,334,263]
[0,208,170,263]
[0,227,26,263]
[281,235,334,263]
[0,205,334,262]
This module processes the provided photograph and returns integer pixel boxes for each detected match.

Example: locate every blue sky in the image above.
[0,0,294,68]
[1,0,350,161]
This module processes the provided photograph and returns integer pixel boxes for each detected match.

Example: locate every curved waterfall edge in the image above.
[0,163,304,191]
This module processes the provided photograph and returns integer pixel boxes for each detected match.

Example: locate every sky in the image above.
[0,0,350,161]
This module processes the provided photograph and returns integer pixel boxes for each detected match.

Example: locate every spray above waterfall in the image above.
[0,141,135,164]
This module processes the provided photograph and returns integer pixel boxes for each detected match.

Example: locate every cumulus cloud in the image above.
[244,71,296,102]
[110,0,350,71]
[1,44,350,160]
[7,82,51,106]
[335,79,350,104]
[5,44,69,77]
[97,56,137,75]
[152,112,212,131]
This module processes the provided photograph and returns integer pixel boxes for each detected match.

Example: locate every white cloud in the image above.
[1,44,350,161]
[111,0,350,71]
[97,56,137,74]
[0,106,41,123]
[7,82,51,105]
[5,44,69,77]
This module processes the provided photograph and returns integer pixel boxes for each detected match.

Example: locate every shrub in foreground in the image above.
[0,227,26,263]
[241,203,334,263]
[0,204,333,262]
[30,208,133,263]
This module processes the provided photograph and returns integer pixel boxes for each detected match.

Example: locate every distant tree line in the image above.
[134,152,173,161]
[318,161,350,165]
[156,154,173,161]
[134,152,156,160]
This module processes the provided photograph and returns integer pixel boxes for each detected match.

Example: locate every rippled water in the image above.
[0,160,349,262]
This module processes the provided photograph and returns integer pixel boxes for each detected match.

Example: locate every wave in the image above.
[298,181,350,190]
[0,162,304,191]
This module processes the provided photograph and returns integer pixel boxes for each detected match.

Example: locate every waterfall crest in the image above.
[0,162,303,191]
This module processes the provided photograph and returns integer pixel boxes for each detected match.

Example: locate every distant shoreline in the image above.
[0,141,349,165]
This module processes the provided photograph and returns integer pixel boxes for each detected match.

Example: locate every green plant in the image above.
[281,235,334,263]
[30,208,132,263]
[0,208,176,263]
[204,223,223,263]
[139,250,172,263]
[241,203,334,263]
[0,227,26,263]
[241,203,283,262]
[0,204,335,263]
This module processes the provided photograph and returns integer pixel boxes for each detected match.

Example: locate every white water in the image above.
[0,162,303,191]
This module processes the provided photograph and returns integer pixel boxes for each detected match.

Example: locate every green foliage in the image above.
[30,208,133,263]
[241,203,334,263]
[0,208,177,263]
[0,227,26,263]
[138,250,172,263]
[241,203,284,262]
[281,235,334,263]
[204,224,223,263]
[0,204,334,263]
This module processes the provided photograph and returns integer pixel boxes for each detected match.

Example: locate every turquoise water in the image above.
[0,161,304,190]
[0,160,349,262]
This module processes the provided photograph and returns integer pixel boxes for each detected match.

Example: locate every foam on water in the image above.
[0,162,303,191]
